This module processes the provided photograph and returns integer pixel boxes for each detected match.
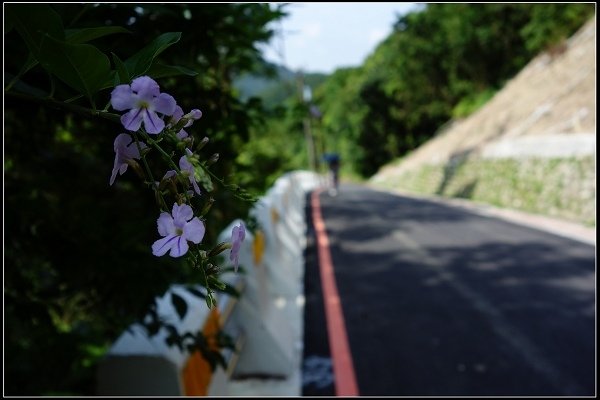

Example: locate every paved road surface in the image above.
[302,184,595,396]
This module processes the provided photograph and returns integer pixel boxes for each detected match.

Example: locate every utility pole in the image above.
[297,72,317,172]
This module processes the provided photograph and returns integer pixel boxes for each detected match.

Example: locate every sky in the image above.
[260,2,421,74]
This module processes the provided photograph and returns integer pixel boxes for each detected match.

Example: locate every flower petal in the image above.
[230,249,240,273]
[188,109,203,120]
[172,203,194,224]
[153,93,177,116]
[183,217,205,244]
[152,234,178,256]
[183,109,202,127]
[191,178,202,195]
[162,170,177,180]
[142,109,165,134]
[131,76,160,99]
[109,159,121,186]
[179,154,194,174]
[122,140,143,160]
[169,105,184,126]
[176,129,189,140]
[232,222,246,243]
[169,236,189,257]
[238,223,246,241]
[114,133,133,151]
[157,212,176,236]
[121,108,143,132]
[111,85,135,111]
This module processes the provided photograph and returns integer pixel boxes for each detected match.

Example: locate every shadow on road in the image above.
[303,185,595,396]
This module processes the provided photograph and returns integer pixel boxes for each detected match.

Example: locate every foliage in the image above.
[520,3,595,53]
[231,65,329,185]
[313,67,367,177]
[4,3,284,395]
[451,88,497,119]
[311,3,595,177]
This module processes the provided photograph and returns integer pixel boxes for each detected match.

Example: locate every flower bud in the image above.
[154,189,163,208]
[196,136,209,151]
[126,159,145,180]
[207,153,219,166]
[184,109,202,121]
[172,119,189,133]
[200,197,215,216]
[140,146,152,157]
[205,295,214,309]
[208,275,226,290]
[158,170,177,190]
[177,109,202,129]
[176,140,188,151]
[206,263,220,275]
[208,242,232,258]
[197,250,208,260]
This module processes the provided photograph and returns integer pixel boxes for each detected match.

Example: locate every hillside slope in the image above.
[371,16,596,226]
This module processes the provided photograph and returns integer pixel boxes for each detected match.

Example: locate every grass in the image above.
[373,155,596,227]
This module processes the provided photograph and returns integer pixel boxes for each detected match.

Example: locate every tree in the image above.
[4,4,284,395]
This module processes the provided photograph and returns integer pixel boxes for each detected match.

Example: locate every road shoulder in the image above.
[368,184,596,246]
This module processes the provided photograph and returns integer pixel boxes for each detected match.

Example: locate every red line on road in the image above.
[311,189,359,396]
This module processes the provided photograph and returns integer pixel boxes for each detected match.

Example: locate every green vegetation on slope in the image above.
[374,156,596,226]
[312,3,594,178]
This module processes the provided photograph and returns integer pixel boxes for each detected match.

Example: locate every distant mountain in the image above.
[233,62,328,108]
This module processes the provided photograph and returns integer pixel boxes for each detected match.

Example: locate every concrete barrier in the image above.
[96,279,244,396]
[97,170,321,396]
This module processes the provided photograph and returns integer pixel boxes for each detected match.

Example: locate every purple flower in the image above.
[152,203,205,257]
[230,222,246,272]
[111,76,177,134]
[179,148,202,195]
[168,106,203,140]
[110,133,147,185]
[176,130,189,140]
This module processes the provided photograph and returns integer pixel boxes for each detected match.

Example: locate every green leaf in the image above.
[19,54,40,76]
[208,276,227,291]
[65,26,130,44]
[111,53,130,85]
[5,73,49,98]
[124,32,182,78]
[146,63,198,79]
[171,292,188,320]
[38,35,111,105]
[205,294,214,309]
[196,166,214,192]
[5,54,39,92]
[5,4,64,58]
[217,282,241,298]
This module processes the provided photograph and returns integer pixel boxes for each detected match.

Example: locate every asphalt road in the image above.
[302,184,595,396]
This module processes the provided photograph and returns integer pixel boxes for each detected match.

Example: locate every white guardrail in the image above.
[97,170,321,396]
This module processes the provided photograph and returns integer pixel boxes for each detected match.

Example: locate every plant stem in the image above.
[199,254,213,308]
[133,132,168,211]
[145,135,193,204]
